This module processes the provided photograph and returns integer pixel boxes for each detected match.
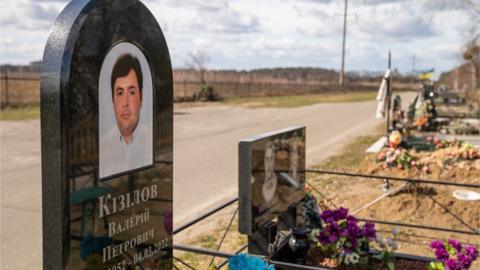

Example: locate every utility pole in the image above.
[411,53,415,84]
[383,51,392,193]
[339,0,348,87]
[386,50,391,138]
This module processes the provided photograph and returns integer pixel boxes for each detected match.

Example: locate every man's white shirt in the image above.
[99,121,152,178]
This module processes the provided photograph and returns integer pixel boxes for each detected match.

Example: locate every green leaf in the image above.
[428,262,445,270]
[387,261,395,270]
[446,244,457,256]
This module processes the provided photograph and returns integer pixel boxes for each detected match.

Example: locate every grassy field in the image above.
[0,105,40,121]
[0,92,377,121]
[222,91,378,108]
[307,125,385,207]
[317,124,385,171]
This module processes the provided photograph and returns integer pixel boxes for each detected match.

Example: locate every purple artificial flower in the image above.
[465,245,478,260]
[346,215,357,224]
[457,254,472,269]
[328,234,339,243]
[445,258,462,270]
[362,222,376,239]
[448,239,462,253]
[340,226,349,237]
[435,248,450,262]
[320,210,335,223]
[347,222,361,239]
[429,240,478,270]
[327,222,340,234]
[335,207,349,221]
[318,232,330,244]
[430,240,446,250]
[318,207,379,256]
[163,211,173,234]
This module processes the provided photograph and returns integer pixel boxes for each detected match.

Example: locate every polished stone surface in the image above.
[41,0,172,268]
[238,127,306,254]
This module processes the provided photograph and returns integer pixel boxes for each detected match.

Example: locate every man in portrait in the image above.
[99,54,152,178]
[262,141,277,205]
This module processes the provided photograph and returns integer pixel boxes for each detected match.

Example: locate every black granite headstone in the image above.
[238,126,306,255]
[41,0,173,269]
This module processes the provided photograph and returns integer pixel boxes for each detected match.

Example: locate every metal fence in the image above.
[0,72,40,107]
[172,169,479,269]
[0,72,417,107]
[173,80,384,101]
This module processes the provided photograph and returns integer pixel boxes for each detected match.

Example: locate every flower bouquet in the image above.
[376,148,429,173]
[307,207,376,268]
[429,239,478,270]
[307,208,433,269]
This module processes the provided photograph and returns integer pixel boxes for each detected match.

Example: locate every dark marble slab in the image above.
[238,126,306,254]
[41,0,173,269]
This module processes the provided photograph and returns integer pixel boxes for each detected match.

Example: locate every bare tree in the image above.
[462,37,480,89]
[184,50,220,101]
[420,0,480,90]
[420,0,480,39]
[185,50,211,85]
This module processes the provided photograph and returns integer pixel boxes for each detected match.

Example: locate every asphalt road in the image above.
[0,96,411,268]
[174,101,384,226]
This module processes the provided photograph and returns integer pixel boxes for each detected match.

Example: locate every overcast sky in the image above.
[0,0,475,75]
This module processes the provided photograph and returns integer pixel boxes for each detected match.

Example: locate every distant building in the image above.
[438,62,478,92]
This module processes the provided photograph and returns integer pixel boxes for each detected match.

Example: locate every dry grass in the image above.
[174,209,247,269]
[0,105,40,121]
[317,124,386,171]
[304,124,386,212]
[223,91,378,108]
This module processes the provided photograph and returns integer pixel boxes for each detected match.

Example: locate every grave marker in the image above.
[238,126,306,255]
[41,0,173,268]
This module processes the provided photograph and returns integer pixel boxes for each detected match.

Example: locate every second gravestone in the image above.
[41,0,173,269]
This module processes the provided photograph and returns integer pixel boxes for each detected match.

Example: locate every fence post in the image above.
[248,74,253,97]
[184,79,187,99]
[4,71,8,107]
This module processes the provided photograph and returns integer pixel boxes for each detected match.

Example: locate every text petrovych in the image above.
[103,228,154,263]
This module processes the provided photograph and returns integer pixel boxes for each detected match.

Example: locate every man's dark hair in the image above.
[111,54,143,99]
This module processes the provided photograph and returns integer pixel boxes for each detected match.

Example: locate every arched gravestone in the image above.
[41,0,173,269]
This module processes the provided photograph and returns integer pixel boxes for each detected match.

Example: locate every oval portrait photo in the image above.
[98,42,153,179]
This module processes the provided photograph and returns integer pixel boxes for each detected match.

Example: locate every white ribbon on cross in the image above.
[375,69,391,119]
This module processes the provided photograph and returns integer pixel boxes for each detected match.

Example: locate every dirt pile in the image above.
[364,143,480,181]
